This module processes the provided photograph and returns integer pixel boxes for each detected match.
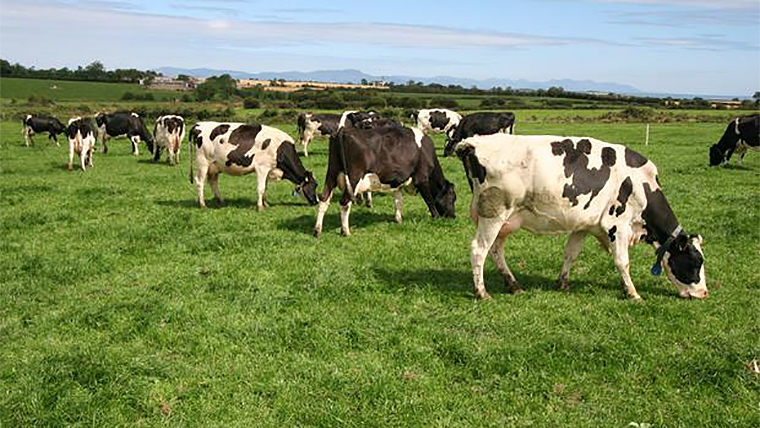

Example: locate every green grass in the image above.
[1,117,758,427]
[0,77,179,101]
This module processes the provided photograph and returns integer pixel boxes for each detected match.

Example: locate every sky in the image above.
[1,0,758,96]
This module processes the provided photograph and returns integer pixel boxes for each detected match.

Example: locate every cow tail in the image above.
[297,113,306,140]
[336,130,354,199]
[188,131,194,184]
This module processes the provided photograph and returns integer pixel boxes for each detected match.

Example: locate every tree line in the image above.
[0,59,158,84]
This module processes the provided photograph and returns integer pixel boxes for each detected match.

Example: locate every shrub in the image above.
[243,98,261,109]
[430,97,459,109]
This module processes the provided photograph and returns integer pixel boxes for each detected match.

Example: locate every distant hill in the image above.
[154,67,643,95]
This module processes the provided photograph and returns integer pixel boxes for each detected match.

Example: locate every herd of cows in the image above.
[19,109,760,301]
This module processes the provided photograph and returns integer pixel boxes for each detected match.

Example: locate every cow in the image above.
[22,114,66,147]
[709,114,759,166]
[412,108,462,136]
[296,112,341,157]
[455,133,707,301]
[153,115,185,165]
[313,126,456,237]
[65,117,96,171]
[338,110,380,129]
[443,111,516,156]
[189,121,318,211]
[95,112,154,156]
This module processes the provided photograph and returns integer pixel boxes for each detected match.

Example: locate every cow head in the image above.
[433,180,457,218]
[296,171,319,205]
[51,118,66,135]
[443,127,459,157]
[660,234,708,299]
[708,144,725,166]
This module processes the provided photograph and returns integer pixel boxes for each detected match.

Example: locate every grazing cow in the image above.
[338,110,380,129]
[412,108,462,135]
[443,111,516,156]
[66,117,96,171]
[153,115,186,165]
[95,112,154,155]
[22,115,66,147]
[313,126,456,237]
[189,121,318,210]
[709,114,759,166]
[455,133,707,301]
[297,112,341,157]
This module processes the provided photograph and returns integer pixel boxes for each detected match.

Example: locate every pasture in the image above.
[1,115,758,427]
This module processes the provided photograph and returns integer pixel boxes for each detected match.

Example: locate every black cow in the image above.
[22,115,66,147]
[443,112,516,156]
[95,112,154,155]
[313,126,456,237]
[709,114,759,166]
[297,113,341,156]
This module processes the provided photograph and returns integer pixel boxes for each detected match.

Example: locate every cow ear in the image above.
[675,234,689,250]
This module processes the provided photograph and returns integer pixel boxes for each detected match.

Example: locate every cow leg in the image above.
[208,173,224,207]
[80,150,87,171]
[313,189,334,237]
[195,163,209,209]
[471,213,510,300]
[130,136,140,156]
[255,167,270,211]
[557,231,587,291]
[50,133,60,147]
[67,142,75,171]
[24,129,33,147]
[87,147,94,168]
[488,231,523,294]
[608,228,641,300]
[153,145,162,163]
[101,135,109,154]
[365,191,373,208]
[301,131,312,157]
[340,199,353,236]
[393,190,403,223]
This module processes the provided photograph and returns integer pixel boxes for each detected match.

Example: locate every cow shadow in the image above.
[721,163,753,171]
[276,211,396,236]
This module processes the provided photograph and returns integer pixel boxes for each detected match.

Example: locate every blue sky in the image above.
[1,0,758,96]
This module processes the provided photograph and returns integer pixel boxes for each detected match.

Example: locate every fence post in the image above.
[645,123,650,146]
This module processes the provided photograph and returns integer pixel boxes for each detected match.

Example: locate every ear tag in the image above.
[651,264,662,276]
[293,190,300,197]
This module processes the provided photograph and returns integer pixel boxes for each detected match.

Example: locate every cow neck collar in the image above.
[651,224,683,276]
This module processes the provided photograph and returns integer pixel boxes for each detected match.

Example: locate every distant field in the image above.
[1,115,758,427]
[0,77,179,101]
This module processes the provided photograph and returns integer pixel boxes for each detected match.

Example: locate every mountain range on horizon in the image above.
[154,66,748,99]
[155,66,643,95]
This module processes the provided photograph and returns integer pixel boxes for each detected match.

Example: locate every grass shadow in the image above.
[721,163,754,171]
[276,210,396,236]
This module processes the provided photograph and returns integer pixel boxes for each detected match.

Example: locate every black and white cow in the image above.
[296,113,341,157]
[189,121,318,210]
[95,112,154,155]
[65,117,96,171]
[455,133,707,301]
[338,110,380,129]
[153,115,185,165]
[313,126,456,237]
[709,114,759,166]
[22,114,66,147]
[412,108,462,135]
[443,111,516,156]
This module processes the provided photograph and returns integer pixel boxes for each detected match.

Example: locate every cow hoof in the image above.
[313,229,322,238]
[557,278,570,292]
[67,164,73,171]
[627,293,642,301]
[511,287,525,295]
[340,229,351,237]
[475,291,492,300]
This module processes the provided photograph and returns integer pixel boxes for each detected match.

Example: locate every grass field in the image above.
[0,77,179,101]
[1,116,759,427]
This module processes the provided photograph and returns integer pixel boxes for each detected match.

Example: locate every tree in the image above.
[195,74,237,101]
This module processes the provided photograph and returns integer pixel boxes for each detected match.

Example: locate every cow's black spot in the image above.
[641,182,678,245]
[609,206,615,216]
[608,226,617,242]
[225,124,262,168]
[210,124,230,141]
[614,176,633,216]
[429,110,450,130]
[551,138,611,209]
[625,147,648,168]
[261,138,271,150]
[458,145,486,190]
[601,147,616,167]
[191,126,203,148]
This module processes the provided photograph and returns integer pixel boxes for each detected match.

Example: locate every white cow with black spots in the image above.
[412,108,462,135]
[66,117,96,171]
[455,133,707,301]
[189,121,318,210]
